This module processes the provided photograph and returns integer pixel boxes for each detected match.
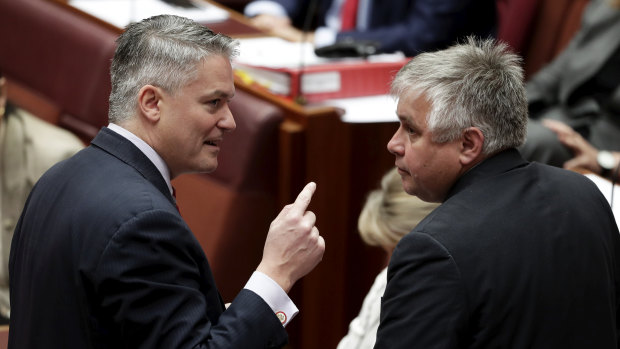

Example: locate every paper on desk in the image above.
[585,173,620,228]
[235,37,406,69]
[312,95,399,123]
[236,37,331,69]
[70,0,229,28]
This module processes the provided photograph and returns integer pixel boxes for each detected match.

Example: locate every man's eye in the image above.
[207,99,221,107]
[405,125,416,135]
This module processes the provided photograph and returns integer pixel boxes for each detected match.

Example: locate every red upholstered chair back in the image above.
[496,0,540,55]
[522,0,589,77]
[0,0,117,142]
[496,0,590,79]
[0,0,285,301]
[172,88,284,300]
[207,89,283,193]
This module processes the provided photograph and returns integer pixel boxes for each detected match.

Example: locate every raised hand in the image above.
[257,182,325,293]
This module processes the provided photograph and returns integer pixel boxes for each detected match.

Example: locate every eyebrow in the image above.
[207,89,235,99]
[397,114,416,127]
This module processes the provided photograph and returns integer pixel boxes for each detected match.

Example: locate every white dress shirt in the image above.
[337,267,387,349]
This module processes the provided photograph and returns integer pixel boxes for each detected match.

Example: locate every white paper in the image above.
[70,0,229,28]
[585,173,620,228]
[312,95,398,123]
[235,37,330,69]
[302,71,340,94]
[234,37,405,69]
[234,37,405,122]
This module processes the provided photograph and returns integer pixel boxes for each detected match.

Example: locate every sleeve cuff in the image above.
[244,271,299,327]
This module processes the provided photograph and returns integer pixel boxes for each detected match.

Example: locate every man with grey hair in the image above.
[9,15,324,349]
[376,37,620,348]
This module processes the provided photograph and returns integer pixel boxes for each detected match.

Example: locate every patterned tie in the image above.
[340,0,359,31]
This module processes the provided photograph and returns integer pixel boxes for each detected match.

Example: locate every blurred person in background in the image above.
[520,0,620,168]
[243,0,497,56]
[337,168,438,349]
[0,69,83,324]
[542,118,620,178]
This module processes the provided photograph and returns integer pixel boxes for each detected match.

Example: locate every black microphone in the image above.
[301,0,321,38]
[295,0,321,104]
[314,38,379,58]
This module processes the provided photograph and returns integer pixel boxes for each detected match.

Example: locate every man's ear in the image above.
[137,85,162,123]
[460,127,484,166]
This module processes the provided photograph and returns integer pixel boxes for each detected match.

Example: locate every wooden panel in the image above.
[0,325,7,349]
[236,70,399,348]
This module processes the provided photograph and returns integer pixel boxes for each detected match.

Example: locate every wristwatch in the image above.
[597,150,616,177]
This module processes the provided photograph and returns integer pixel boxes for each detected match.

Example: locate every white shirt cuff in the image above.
[244,271,299,327]
[314,26,338,48]
[244,1,288,18]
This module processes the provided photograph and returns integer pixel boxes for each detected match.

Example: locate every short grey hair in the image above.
[108,15,239,123]
[391,37,528,156]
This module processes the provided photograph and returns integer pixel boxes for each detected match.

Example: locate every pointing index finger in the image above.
[291,182,316,215]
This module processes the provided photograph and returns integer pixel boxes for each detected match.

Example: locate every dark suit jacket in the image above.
[8,127,287,348]
[273,0,496,56]
[376,149,620,348]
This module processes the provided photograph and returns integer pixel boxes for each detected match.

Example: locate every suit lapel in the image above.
[92,128,227,319]
[90,127,175,205]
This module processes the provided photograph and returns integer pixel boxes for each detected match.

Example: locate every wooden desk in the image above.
[235,80,397,349]
[0,325,7,349]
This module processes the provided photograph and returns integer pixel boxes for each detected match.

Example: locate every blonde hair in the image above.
[358,168,439,249]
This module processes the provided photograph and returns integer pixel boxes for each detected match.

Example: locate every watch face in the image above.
[598,151,616,170]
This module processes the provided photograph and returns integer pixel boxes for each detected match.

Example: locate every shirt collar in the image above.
[107,123,173,196]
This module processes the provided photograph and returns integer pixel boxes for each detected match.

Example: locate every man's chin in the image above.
[200,163,218,174]
[181,161,218,176]
[400,179,415,195]
[403,183,436,202]
[403,185,417,197]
